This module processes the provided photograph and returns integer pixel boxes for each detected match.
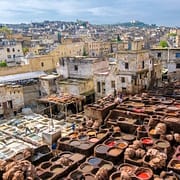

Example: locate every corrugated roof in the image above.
[0,71,46,83]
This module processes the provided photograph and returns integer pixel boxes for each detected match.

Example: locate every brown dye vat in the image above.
[39,172,54,179]
[119,163,137,175]
[61,152,72,158]
[168,159,180,174]
[50,165,64,174]
[41,162,52,169]
[36,168,44,176]
[79,142,91,149]
[59,137,70,143]
[125,156,144,166]
[69,140,81,146]
[96,132,105,139]
[101,163,113,171]
[69,170,84,179]
[109,172,121,180]
[80,163,94,173]
[107,147,122,156]
[69,153,85,162]
[84,174,95,180]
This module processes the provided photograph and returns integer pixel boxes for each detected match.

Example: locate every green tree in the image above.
[0,26,12,38]
[0,60,7,67]
[117,34,121,42]
[22,47,29,55]
[168,33,177,37]
[159,41,168,48]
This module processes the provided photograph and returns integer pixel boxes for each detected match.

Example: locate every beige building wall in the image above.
[85,41,111,57]
[58,79,94,96]
[0,84,24,114]
[50,42,84,58]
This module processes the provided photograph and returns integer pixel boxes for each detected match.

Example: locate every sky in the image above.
[0,0,179,26]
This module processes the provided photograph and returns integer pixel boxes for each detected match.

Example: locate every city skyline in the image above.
[0,0,180,27]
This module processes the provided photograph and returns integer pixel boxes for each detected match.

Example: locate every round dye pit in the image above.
[80,163,94,172]
[89,137,99,143]
[117,142,128,149]
[50,165,64,174]
[105,140,116,147]
[84,174,95,180]
[87,131,96,136]
[141,137,153,145]
[69,140,81,146]
[101,163,112,170]
[135,168,152,180]
[95,145,109,154]
[108,148,122,156]
[88,157,101,166]
[136,172,150,179]
[79,135,89,141]
[96,133,105,139]
[156,140,170,149]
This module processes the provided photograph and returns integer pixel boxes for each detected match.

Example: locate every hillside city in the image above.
[0,19,179,179]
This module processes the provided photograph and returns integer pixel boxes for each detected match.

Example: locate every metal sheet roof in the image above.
[0,71,46,83]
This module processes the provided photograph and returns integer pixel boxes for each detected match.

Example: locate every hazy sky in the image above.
[0,0,179,26]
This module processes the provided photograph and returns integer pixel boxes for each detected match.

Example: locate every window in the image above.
[121,77,125,83]
[7,48,10,52]
[97,81,101,93]
[102,82,106,93]
[140,74,142,79]
[111,81,115,88]
[41,62,44,67]
[74,65,78,71]
[142,61,145,69]
[7,55,11,58]
[60,59,65,66]
[176,53,180,58]
[176,63,180,69]
[13,54,15,59]
[12,48,15,52]
[157,52,161,57]
[125,62,129,69]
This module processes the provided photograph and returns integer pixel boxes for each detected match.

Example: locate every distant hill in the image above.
[116,20,157,28]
